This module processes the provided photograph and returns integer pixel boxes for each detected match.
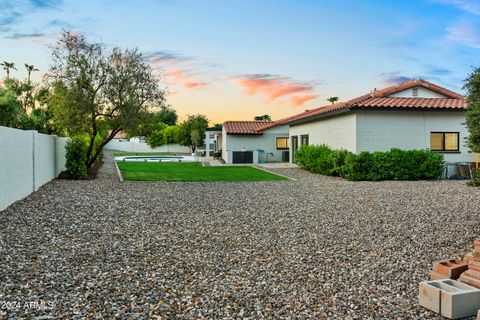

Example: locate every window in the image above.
[412,87,418,97]
[301,134,309,146]
[276,137,289,150]
[430,132,459,152]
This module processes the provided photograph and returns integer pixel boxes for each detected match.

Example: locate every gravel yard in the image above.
[1,153,479,319]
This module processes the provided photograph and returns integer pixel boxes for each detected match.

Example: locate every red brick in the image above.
[464,269,480,279]
[430,271,449,280]
[433,259,468,279]
[460,274,480,288]
[466,253,480,263]
[470,261,480,272]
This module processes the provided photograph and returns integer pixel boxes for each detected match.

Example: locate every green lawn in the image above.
[116,162,287,182]
[113,152,176,157]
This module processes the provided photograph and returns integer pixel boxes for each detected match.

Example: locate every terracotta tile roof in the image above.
[256,79,466,129]
[109,130,127,139]
[223,121,272,135]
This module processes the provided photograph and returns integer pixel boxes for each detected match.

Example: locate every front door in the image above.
[291,136,298,163]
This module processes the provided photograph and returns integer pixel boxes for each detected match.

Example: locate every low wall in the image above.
[104,139,191,154]
[0,126,68,211]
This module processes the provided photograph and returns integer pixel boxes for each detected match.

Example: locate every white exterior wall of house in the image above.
[289,113,357,161]
[356,110,474,163]
[222,125,289,164]
[288,110,474,163]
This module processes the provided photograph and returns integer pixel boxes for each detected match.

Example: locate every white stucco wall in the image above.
[289,113,357,156]
[104,140,191,154]
[0,126,68,211]
[222,125,289,164]
[388,87,448,98]
[356,110,474,163]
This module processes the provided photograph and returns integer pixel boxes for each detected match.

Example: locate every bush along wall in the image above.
[294,145,444,181]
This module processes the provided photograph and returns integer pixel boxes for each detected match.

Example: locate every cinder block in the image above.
[433,259,468,279]
[419,279,480,319]
[430,271,449,280]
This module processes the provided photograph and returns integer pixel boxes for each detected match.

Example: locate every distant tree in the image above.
[155,106,178,126]
[254,114,271,121]
[464,67,480,153]
[47,31,165,170]
[1,61,16,78]
[178,114,208,152]
[327,97,339,105]
[25,64,39,83]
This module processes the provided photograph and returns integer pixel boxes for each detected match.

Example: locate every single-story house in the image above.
[219,121,290,164]
[258,79,474,164]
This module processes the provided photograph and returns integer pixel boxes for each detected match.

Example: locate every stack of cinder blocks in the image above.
[419,279,480,319]
[430,258,468,280]
[460,240,480,288]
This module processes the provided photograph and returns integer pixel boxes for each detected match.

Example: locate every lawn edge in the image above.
[253,165,297,181]
[114,161,124,182]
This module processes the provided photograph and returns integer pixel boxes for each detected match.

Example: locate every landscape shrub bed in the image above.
[295,145,444,181]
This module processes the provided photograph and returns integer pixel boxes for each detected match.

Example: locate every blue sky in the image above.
[1,0,479,122]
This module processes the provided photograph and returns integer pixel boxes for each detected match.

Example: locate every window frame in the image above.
[430,131,460,152]
[300,134,309,146]
[276,137,289,150]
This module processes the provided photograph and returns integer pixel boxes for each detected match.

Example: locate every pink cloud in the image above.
[290,94,318,107]
[232,74,316,103]
[166,68,208,90]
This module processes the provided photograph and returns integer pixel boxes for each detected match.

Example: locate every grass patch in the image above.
[116,162,287,182]
[113,152,176,157]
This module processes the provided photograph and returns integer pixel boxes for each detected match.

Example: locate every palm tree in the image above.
[327,96,339,105]
[1,61,16,78]
[25,64,39,83]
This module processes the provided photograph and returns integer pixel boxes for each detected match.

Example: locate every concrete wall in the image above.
[356,110,475,163]
[0,126,68,211]
[222,125,290,164]
[289,113,357,156]
[104,139,191,154]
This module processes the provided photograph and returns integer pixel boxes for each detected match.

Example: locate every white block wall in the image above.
[104,140,191,154]
[0,126,68,211]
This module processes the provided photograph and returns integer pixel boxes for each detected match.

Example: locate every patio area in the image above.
[1,152,479,318]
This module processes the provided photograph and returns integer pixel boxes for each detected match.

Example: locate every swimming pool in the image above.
[114,155,198,162]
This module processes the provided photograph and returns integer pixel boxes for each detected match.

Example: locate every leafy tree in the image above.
[47,32,165,170]
[254,114,271,121]
[0,87,22,127]
[155,106,178,126]
[1,61,16,78]
[465,67,480,153]
[327,96,339,105]
[178,114,208,152]
[163,125,181,144]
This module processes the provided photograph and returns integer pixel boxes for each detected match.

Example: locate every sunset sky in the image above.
[1,0,480,124]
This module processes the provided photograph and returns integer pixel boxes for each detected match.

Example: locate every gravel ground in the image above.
[1,152,479,319]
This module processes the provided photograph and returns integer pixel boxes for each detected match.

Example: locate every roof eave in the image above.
[289,108,352,127]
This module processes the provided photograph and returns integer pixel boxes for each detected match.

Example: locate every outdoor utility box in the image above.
[282,151,289,162]
[419,279,480,319]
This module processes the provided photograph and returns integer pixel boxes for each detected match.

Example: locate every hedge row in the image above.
[294,145,444,181]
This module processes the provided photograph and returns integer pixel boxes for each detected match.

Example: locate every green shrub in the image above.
[296,145,444,181]
[295,145,351,176]
[65,137,87,179]
[468,169,480,187]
